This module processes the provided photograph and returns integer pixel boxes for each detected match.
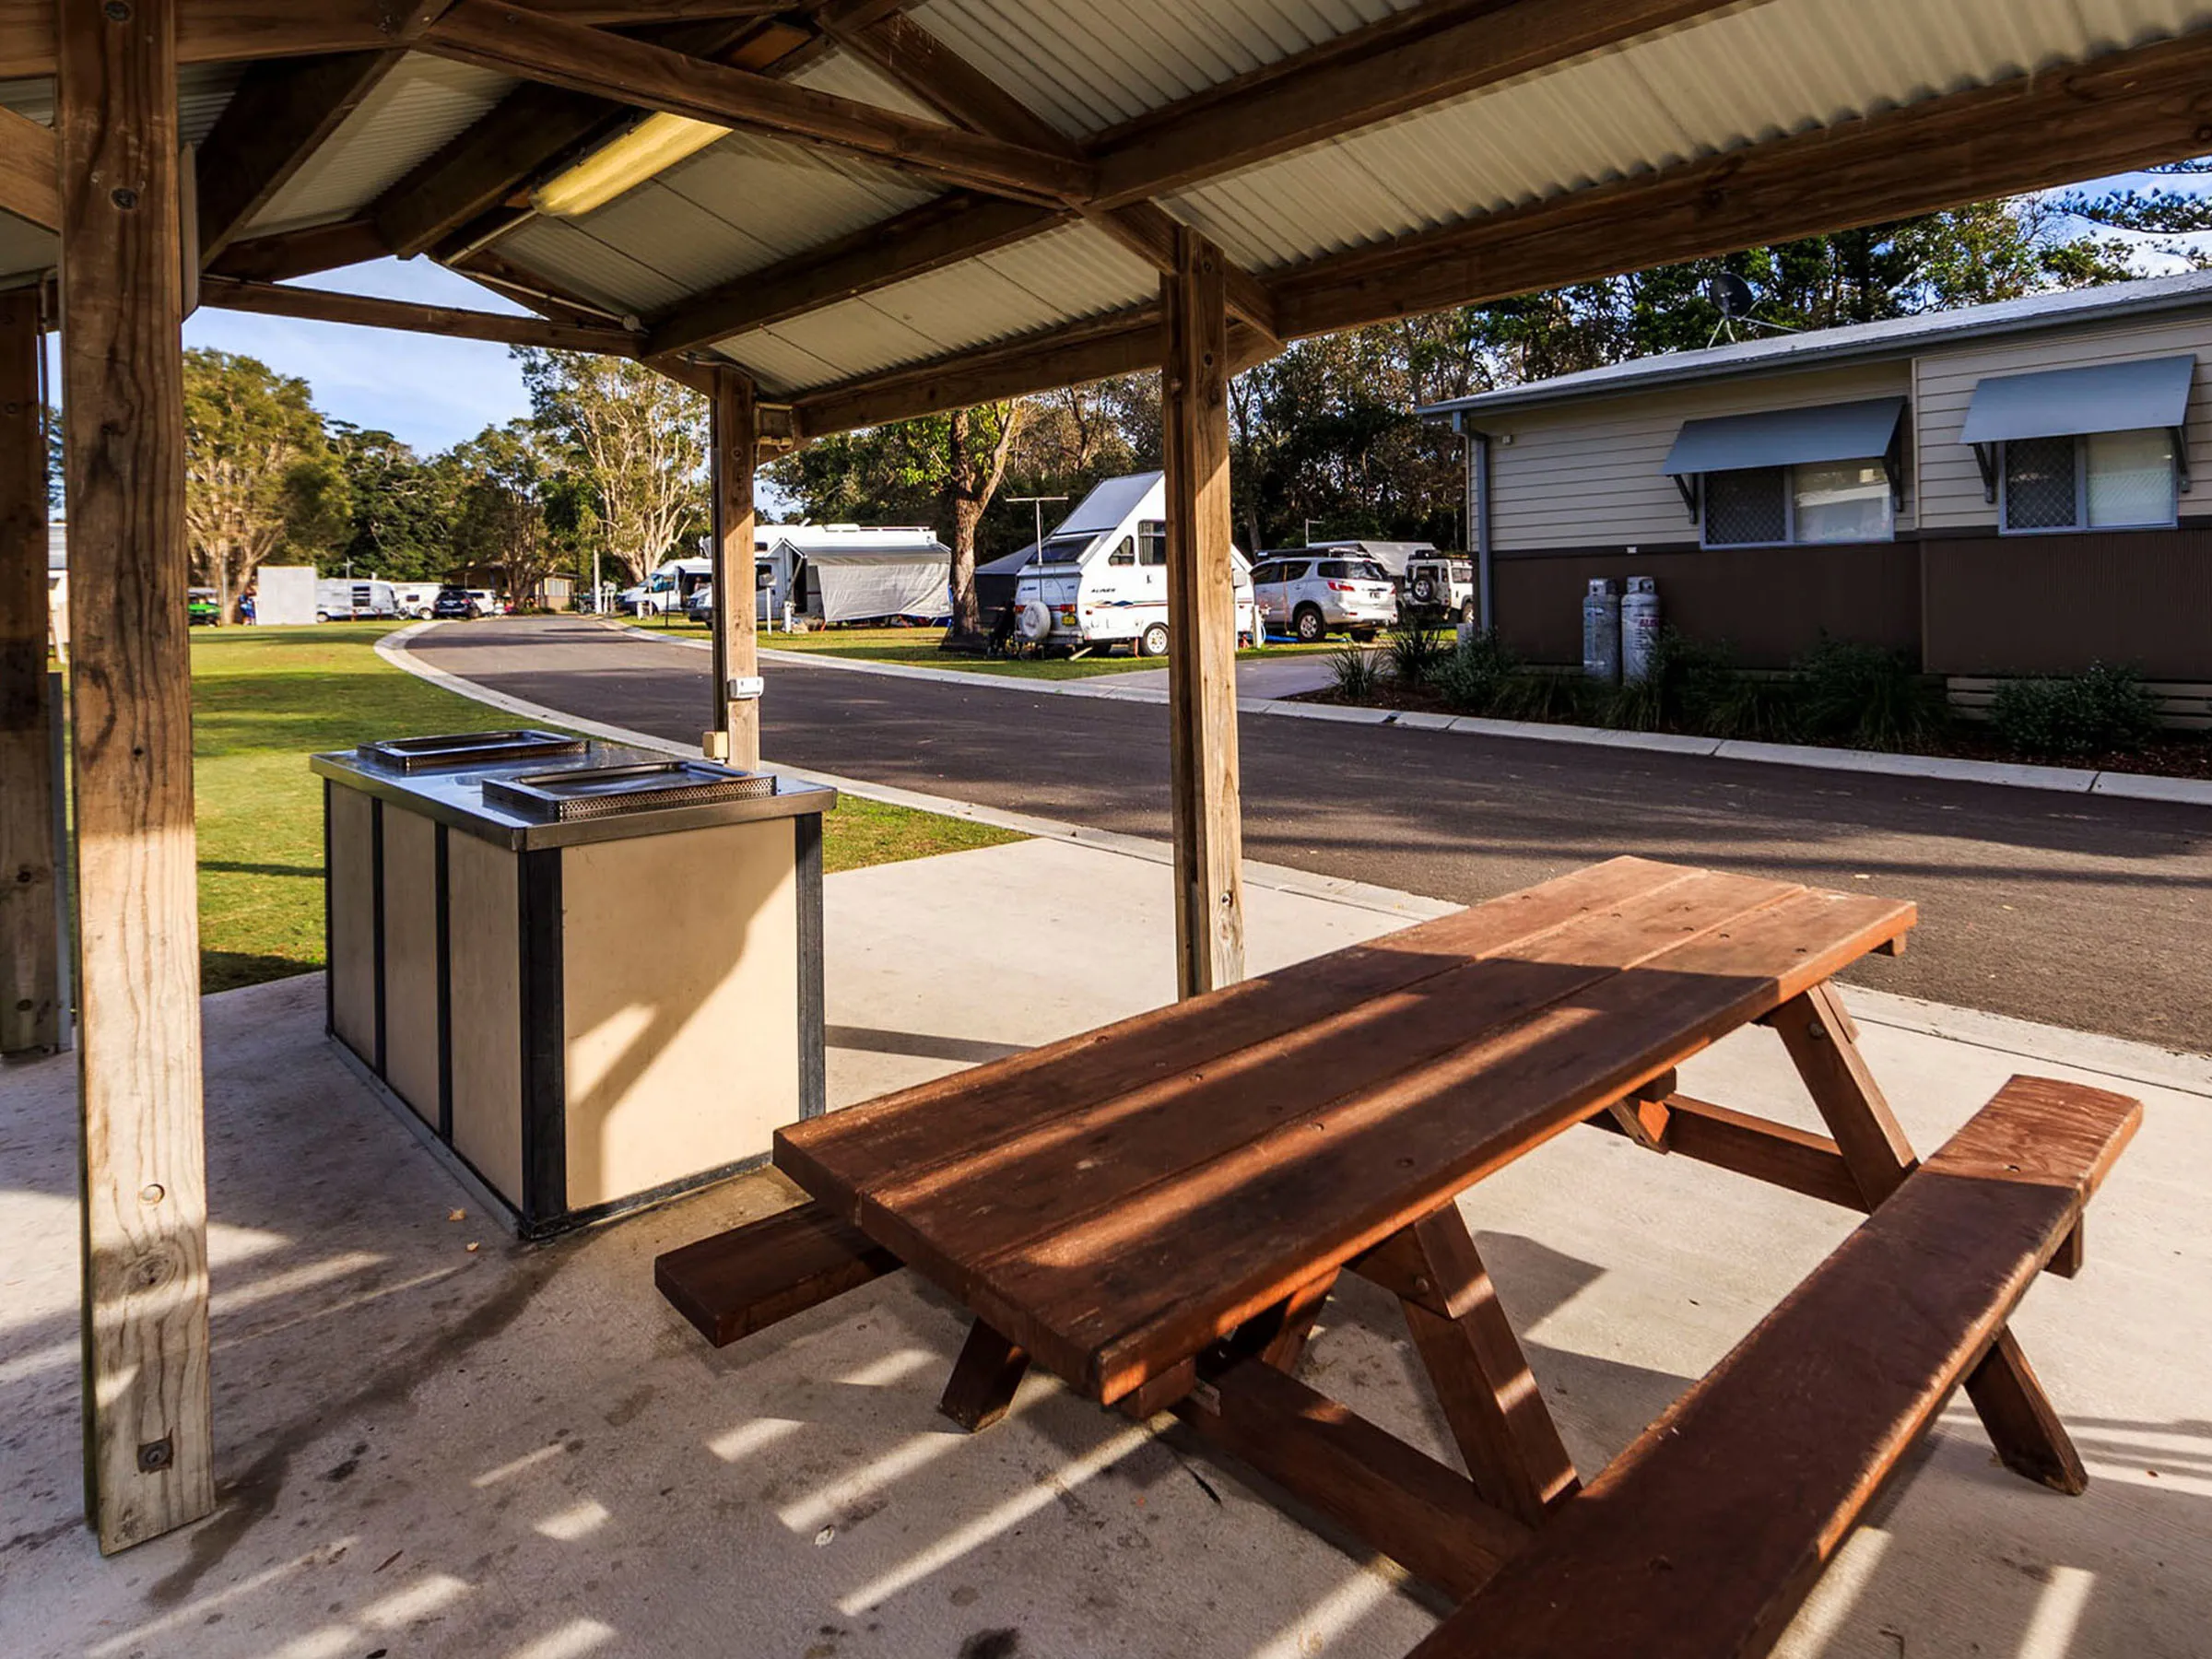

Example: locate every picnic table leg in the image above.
[1355,1206,1579,1526]
[1771,982,2089,1494]
[1258,1269,1338,1372]
[939,1319,1030,1433]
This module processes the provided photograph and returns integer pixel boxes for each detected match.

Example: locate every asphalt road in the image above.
[410,618,2212,1053]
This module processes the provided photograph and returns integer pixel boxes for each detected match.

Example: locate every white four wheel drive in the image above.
[1009,471,1260,656]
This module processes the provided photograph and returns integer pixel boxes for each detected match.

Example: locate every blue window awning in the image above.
[1661,395,1907,477]
[1959,354,2196,445]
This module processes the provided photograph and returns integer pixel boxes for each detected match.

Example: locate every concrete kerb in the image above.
[604,620,2212,806]
[382,622,2212,1096]
[376,623,1454,925]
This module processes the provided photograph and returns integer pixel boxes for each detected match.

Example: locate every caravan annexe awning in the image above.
[1959,354,2197,444]
[1661,396,1908,477]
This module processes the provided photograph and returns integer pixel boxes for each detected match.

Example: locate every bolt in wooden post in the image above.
[57,0,215,1552]
[708,366,760,768]
[0,287,58,1056]
[1161,225,1245,998]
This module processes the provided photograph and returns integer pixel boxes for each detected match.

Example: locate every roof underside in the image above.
[4,0,2210,429]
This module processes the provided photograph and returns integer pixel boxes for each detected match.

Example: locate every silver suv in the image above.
[1251,554,1400,641]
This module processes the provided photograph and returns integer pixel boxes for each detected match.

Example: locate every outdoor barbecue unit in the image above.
[314,731,833,1238]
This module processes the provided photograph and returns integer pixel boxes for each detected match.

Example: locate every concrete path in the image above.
[1100,652,1342,701]
[4,833,2206,1658]
[406,618,2212,1053]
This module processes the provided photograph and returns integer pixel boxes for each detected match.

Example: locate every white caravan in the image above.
[1009,472,1258,656]
[315,578,399,620]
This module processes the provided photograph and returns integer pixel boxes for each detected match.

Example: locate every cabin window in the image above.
[1138,520,1169,566]
[1038,533,1091,564]
[1702,461,1894,547]
[2001,429,2177,533]
[1107,537,1135,566]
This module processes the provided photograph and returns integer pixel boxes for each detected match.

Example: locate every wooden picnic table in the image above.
[659,854,2140,1654]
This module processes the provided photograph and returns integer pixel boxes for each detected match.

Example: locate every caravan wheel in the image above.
[1138,621,1170,658]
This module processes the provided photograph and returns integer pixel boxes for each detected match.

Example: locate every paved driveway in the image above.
[408,618,2212,1052]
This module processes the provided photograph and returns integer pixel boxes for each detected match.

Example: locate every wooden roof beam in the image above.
[419,0,1093,206]
[206,218,388,282]
[643,192,1067,358]
[0,0,794,78]
[792,304,1276,437]
[0,105,57,232]
[193,0,457,264]
[197,274,647,353]
[1267,24,2212,342]
[1088,0,1745,207]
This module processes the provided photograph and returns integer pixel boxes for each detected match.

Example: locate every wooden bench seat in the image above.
[654,1200,901,1347]
[1410,1074,2141,1659]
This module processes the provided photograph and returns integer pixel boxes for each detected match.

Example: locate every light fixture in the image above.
[534,112,730,217]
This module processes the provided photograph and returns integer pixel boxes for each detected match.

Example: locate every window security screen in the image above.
[1703,467,1788,546]
[2004,437,2077,530]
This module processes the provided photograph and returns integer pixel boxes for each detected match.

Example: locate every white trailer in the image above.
[315,578,399,620]
[1009,472,1258,656]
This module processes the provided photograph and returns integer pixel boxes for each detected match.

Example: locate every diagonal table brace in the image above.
[1769,982,2088,1494]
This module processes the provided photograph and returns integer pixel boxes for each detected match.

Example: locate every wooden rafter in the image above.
[207,218,391,282]
[824,8,1279,338]
[643,193,1068,358]
[197,275,645,352]
[1088,0,1740,207]
[0,104,57,232]
[0,0,792,78]
[192,0,453,265]
[419,0,1092,205]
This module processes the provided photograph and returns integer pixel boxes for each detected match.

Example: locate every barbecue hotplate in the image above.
[358,730,586,771]
[481,760,779,822]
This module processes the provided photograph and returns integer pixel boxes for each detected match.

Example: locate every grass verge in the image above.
[192,624,1019,993]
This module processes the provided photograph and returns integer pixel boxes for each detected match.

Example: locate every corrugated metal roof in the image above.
[0,212,52,283]
[1165,0,2212,272]
[912,0,1422,139]
[249,57,515,237]
[712,220,1156,394]
[0,61,238,144]
[1422,270,2212,417]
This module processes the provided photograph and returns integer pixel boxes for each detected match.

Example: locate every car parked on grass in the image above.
[1251,553,1399,641]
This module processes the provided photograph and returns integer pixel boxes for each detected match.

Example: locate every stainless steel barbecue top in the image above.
[480,760,780,822]
[357,729,586,771]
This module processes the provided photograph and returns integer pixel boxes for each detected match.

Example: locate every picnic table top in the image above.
[776,855,1915,1404]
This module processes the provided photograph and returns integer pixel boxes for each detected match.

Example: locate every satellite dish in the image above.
[1708,272,1756,320]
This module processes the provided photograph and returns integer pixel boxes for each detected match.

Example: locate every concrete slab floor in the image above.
[1,837,2206,1659]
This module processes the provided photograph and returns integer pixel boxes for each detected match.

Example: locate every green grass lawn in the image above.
[191,624,1018,993]
[623,616,1338,679]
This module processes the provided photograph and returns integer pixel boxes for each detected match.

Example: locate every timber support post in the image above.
[1160,225,1245,998]
[0,286,57,1056]
[58,0,216,1551]
[707,365,760,769]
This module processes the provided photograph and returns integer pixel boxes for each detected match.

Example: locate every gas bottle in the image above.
[1583,578,1621,685]
[1621,576,1661,684]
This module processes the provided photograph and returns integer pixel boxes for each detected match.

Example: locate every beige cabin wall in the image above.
[1484,362,1914,552]
[1915,314,2212,531]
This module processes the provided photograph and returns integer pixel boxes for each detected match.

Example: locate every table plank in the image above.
[778,855,1700,1210]
[976,888,1914,1399]
[855,867,1799,1296]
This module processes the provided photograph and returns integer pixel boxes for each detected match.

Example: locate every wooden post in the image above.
[57,0,215,1552]
[1160,225,1244,998]
[0,286,59,1056]
[707,366,760,769]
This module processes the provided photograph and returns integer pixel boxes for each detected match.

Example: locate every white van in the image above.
[1009,472,1259,656]
[315,578,399,621]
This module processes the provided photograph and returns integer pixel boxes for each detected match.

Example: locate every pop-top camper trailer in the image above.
[1007,473,1258,655]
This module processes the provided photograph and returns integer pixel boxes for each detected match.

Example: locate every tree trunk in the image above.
[941,408,983,644]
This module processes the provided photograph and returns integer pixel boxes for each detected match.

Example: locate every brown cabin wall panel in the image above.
[327,785,377,1058]
[1923,530,2212,679]
[380,807,440,1124]
[447,829,524,1207]
[1493,542,1923,669]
